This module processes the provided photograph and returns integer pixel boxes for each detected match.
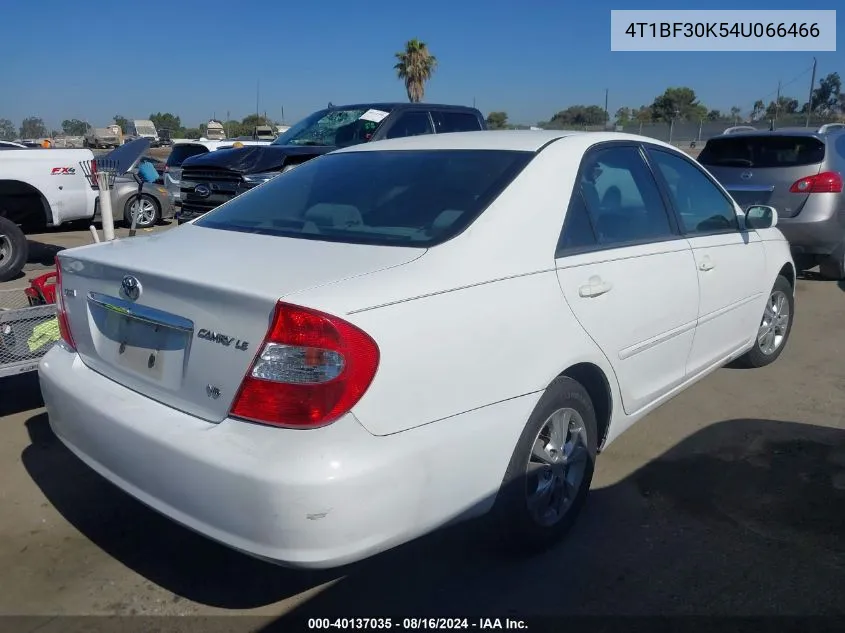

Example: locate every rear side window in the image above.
[166,145,209,167]
[698,136,826,168]
[432,111,483,133]
[195,149,533,247]
[575,146,675,247]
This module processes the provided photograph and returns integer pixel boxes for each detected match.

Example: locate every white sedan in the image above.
[39,130,795,569]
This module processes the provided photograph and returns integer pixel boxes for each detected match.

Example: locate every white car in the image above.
[39,130,795,569]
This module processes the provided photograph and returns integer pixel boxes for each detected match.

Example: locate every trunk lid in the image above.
[699,134,827,218]
[57,225,424,422]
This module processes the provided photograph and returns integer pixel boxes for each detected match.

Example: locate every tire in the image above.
[124,194,160,229]
[819,252,845,281]
[0,216,29,283]
[737,275,795,368]
[488,376,598,555]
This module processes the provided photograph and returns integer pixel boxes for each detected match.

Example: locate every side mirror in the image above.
[745,205,778,230]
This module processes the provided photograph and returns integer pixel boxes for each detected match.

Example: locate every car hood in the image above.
[181,144,335,174]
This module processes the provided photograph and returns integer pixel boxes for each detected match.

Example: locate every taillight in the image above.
[789,171,843,194]
[230,301,380,428]
[54,256,76,350]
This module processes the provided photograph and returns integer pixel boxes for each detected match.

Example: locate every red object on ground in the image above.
[25,271,58,306]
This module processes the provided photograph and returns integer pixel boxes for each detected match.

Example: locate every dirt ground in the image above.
[0,226,843,631]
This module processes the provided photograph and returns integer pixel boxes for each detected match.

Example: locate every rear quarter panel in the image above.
[344,270,616,436]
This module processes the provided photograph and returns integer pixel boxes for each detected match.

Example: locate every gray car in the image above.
[99,174,174,229]
[699,127,845,279]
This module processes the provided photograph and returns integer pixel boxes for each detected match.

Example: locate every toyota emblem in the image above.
[194,184,211,198]
[740,171,753,180]
[121,275,141,301]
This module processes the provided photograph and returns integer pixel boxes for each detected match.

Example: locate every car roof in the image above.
[327,102,481,113]
[708,128,828,140]
[332,130,678,153]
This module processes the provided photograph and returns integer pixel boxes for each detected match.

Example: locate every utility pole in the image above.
[256,80,260,118]
[806,57,817,128]
[281,106,285,124]
[226,110,230,138]
[775,80,781,123]
[604,88,609,128]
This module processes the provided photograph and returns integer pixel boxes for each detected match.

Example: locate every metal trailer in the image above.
[0,287,59,379]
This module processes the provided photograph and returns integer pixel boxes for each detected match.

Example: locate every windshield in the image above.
[195,149,533,247]
[137,126,157,136]
[272,108,390,147]
[699,136,826,168]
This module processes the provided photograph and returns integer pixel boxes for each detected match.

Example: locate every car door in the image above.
[644,145,766,376]
[555,143,700,415]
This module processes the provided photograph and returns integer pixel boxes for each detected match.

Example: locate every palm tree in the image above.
[394,39,437,103]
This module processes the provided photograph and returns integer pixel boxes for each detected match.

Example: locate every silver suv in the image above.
[699,127,845,279]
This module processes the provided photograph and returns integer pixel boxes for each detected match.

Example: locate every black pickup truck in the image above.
[176,102,487,223]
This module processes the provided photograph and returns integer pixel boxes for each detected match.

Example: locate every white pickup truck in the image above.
[0,147,100,281]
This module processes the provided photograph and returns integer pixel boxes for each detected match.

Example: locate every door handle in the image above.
[579,276,613,298]
[698,260,715,272]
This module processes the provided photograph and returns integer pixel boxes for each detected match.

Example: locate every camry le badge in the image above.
[740,171,753,180]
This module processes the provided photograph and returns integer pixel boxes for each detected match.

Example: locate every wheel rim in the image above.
[757,289,790,355]
[131,198,156,226]
[525,407,589,527]
[0,233,10,263]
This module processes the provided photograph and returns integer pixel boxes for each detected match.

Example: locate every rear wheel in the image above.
[737,275,794,368]
[0,216,28,283]
[488,376,597,555]
[124,194,160,229]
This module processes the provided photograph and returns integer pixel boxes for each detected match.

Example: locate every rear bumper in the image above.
[777,201,845,256]
[38,344,529,568]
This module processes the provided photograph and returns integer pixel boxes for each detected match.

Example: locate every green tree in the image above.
[765,96,799,119]
[650,87,707,122]
[545,105,607,128]
[149,112,182,135]
[486,111,508,129]
[0,118,16,140]
[806,72,842,115]
[614,107,632,125]
[633,106,652,124]
[113,114,128,133]
[751,100,765,121]
[729,106,742,122]
[19,116,47,139]
[394,39,437,103]
[61,119,88,135]
[182,127,201,139]
[224,119,244,137]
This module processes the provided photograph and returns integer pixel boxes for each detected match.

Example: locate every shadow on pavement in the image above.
[20,416,845,619]
[0,372,43,417]
[26,239,65,267]
[797,269,845,293]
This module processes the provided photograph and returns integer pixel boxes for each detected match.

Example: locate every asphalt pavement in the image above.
[0,225,843,631]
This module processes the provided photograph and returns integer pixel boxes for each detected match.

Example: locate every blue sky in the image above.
[0,0,840,130]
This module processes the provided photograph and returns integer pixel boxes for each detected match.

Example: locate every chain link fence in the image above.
[542,115,843,148]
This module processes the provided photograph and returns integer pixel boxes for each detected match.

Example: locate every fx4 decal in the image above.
[51,167,76,175]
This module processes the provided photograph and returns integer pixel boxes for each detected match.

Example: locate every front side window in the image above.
[649,148,739,235]
[577,146,675,247]
[195,149,533,247]
[385,111,434,139]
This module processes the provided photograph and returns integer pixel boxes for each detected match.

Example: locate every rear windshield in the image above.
[195,149,533,247]
[698,136,826,168]
[166,145,209,167]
